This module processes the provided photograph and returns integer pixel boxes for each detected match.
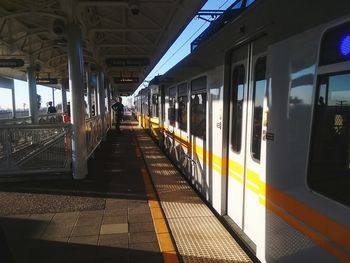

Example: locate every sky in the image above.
[0,0,251,111]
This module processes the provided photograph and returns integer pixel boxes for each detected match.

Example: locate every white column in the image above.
[97,69,106,139]
[52,87,55,106]
[94,75,99,115]
[67,23,88,179]
[86,71,92,117]
[27,66,38,123]
[11,86,16,119]
[61,81,68,114]
[106,81,112,128]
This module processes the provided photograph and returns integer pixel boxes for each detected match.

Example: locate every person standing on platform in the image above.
[111,97,124,133]
[47,101,57,114]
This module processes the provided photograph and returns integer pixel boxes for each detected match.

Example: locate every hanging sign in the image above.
[36,78,58,85]
[106,58,149,67]
[114,77,139,84]
[0,59,24,68]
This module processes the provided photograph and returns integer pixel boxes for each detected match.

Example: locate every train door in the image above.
[190,76,207,194]
[226,38,268,248]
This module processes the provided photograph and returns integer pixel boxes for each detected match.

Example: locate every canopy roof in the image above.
[0,0,206,95]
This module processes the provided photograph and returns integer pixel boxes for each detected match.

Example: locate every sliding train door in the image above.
[227,38,268,252]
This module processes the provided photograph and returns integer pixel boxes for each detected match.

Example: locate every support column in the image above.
[94,76,99,115]
[106,81,112,128]
[27,66,38,124]
[52,87,55,106]
[67,23,88,179]
[97,69,106,139]
[11,86,16,119]
[86,71,92,117]
[61,81,68,114]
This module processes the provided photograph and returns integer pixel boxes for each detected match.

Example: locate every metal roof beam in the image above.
[98,44,153,48]
[91,28,161,32]
[79,1,128,6]
[79,0,175,6]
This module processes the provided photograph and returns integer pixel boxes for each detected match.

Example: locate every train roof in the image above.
[190,0,254,52]
[162,0,350,83]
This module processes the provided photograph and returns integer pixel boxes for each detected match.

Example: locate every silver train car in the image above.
[136,0,350,262]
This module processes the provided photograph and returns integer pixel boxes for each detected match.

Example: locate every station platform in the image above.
[0,119,253,263]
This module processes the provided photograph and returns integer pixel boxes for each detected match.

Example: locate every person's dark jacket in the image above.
[112,102,124,120]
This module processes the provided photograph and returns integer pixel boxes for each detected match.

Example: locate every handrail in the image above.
[0,113,64,125]
[0,123,71,129]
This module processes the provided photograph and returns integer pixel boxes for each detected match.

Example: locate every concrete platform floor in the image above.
[0,126,163,263]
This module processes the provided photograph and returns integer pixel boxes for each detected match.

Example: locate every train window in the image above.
[168,87,176,126]
[319,21,350,66]
[151,94,159,117]
[309,71,350,206]
[191,76,206,92]
[178,83,188,131]
[191,93,207,139]
[251,57,266,161]
[191,77,207,139]
[231,65,245,153]
[142,93,148,115]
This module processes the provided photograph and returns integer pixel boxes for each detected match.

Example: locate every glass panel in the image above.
[231,65,245,152]
[309,72,350,207]
[178,95,187,131]
[152,94,159,117]
[0,88,13,119]
[251,57,266,161]
[178,83,187,96]
[190,93,206,139]
[191,76,206,92]
[178,83,188,131]
[168,87,176,126]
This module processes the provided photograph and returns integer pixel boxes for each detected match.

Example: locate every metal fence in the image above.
[0,124,72,175]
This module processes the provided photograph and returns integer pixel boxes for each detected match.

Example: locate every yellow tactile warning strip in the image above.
[133,127,252,263]
[133,130,180,263]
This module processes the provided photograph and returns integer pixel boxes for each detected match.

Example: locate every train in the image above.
[134,0,350,262]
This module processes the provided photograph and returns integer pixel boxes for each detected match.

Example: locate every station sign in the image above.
[36,78,58,85]
[0,59,24,68]
[106,58,149,67]
[114,77,139,84]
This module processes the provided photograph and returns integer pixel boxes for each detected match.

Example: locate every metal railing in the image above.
[0,124,72,175]
[0,112,110,177]
[85,116,103,157]
[38,113,64,124]
[105,112,111,129]
[0,113,64,125]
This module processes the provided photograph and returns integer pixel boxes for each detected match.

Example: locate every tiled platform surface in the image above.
[0,123,162,263]
[134,127,252,263]
[0,119,253,263]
